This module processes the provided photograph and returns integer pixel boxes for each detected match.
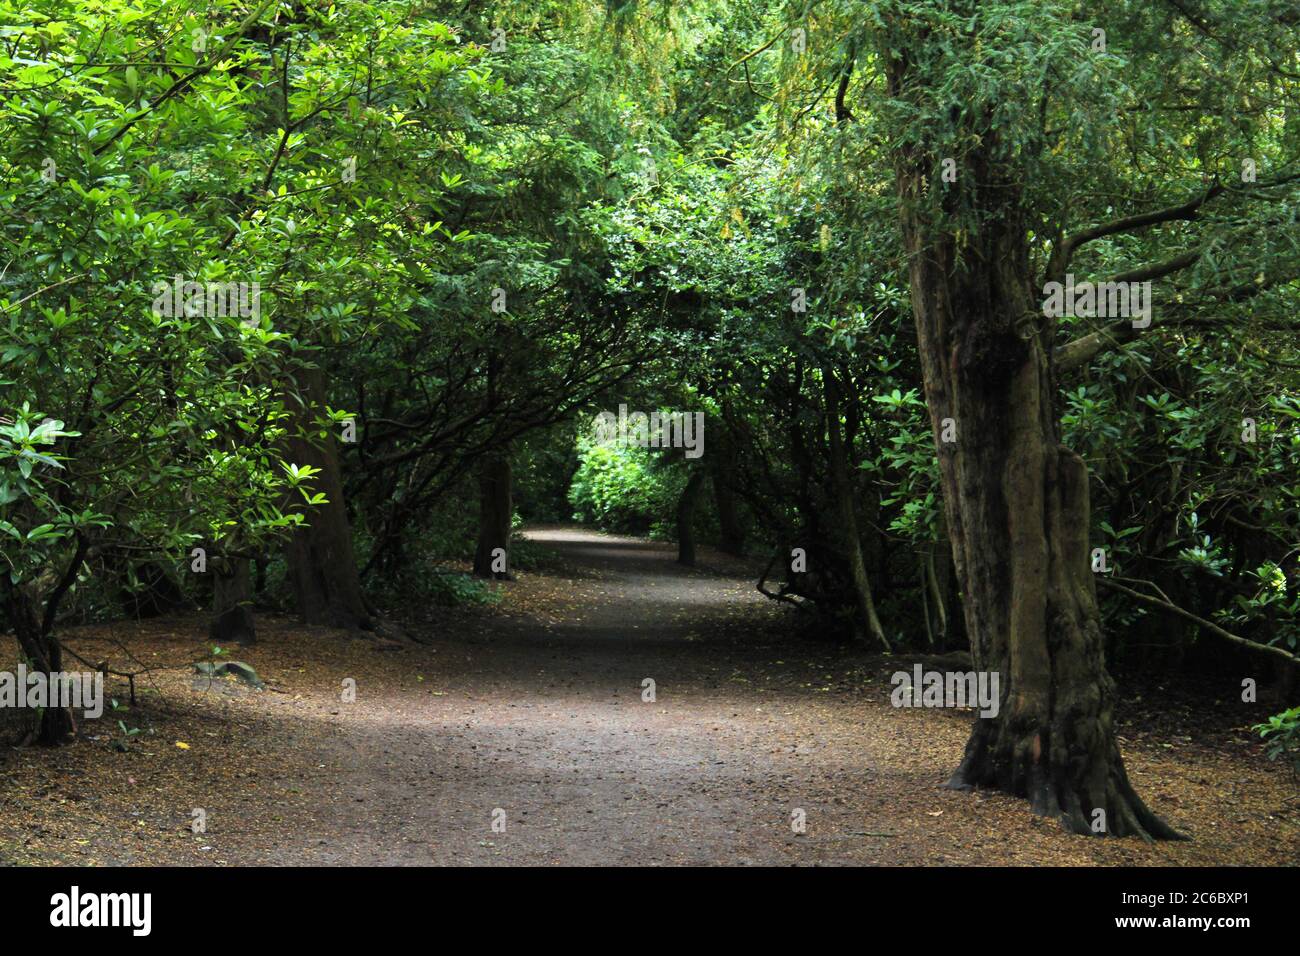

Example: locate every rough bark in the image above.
[884,53,1180,840]
[283,365,372,631]
[676,469,706,566]
[472,451,514,580]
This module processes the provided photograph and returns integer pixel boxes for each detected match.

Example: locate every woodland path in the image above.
[3,527,1294,866]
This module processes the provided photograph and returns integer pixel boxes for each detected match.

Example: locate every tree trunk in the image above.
[711,431,746,556]
[925,543,947,645]
[5,588,74,745]
[927,510,952,648]
[885,59,1179,840]
[283,365,372,631]
[472,451,513,579]
[822,366,890,649]
[676,469,706,566]
[210,556,255,645]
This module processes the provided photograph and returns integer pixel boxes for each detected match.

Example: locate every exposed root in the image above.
[945,719,1187,841]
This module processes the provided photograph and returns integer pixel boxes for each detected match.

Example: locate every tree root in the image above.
[944,722,1186,842]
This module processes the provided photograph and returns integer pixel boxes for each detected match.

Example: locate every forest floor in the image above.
[1,526,1296,866]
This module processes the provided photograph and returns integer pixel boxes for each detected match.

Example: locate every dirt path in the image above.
[2,527,1296,865]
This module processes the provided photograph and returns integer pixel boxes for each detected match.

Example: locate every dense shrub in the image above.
[567,431,687,536]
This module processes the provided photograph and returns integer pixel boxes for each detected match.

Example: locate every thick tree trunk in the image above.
[472,451,513,579]
[676,469,706,566]
[210,556,255,645]
[283,365,372,631]
[822,366,890,649]
[886,60,1179,840]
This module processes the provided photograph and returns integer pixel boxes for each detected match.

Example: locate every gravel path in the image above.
[4,527,1295,866]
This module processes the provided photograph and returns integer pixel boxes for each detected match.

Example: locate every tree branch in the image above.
[1047,185,1222,284]
[41,532,88,638]
[1054,264,1297,373]
[1107,246,1204,284]
[93,0,277,156]
[1098,577,1300,667]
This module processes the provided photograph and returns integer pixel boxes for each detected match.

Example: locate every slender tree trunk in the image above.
[472,451,513,579]
[676,469,706,566]
[283,365,372,631]
[885,54,1179,838]
[711,437,745,556]
[925,543,947,645]
[919,552,934,646]
[822,366,890,649]
[5,588,74,744]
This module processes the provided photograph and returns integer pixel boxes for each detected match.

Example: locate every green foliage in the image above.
[513,427,582,524]
[1254,707,1300,776]
[0,0,1295,709]
[568,424,687,536]
[421,571,502,608]
[506,532,557,573]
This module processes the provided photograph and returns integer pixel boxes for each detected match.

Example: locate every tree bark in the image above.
[283,365,372,631]
[472,451,513,579]
[676,469,706,566]
[822,366,890,649]
[884,54,1180,840]
[925,543,947,645]
[3,584,74,744]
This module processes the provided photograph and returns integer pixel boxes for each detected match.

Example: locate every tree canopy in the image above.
[1,0,1296,837]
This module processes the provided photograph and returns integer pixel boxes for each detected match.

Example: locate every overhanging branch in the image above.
[1047,185,1223,284]
[1098,577,1300,667]
[1054,266,1296,373]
